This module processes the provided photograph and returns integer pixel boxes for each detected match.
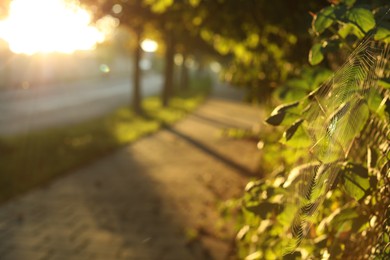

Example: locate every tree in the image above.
[144,0,194,106]
[86,0,220,109]
[184,0,327,102]
[82,0,156,114]
[145,0,221,102]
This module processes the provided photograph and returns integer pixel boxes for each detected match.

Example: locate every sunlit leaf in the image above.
[236,225,250,241]
[346,8,375,33]
[338,23,365,39]
[340,163,370,200]
[367,88,385,115]
[281,121,312,148]
[284,119,304,141]
[309,43,324,65]
[374,27,390,43]
[245,251,262,260]
[341,0,356,7]
[324,99,369,150]
[329,207,358,233]
[286,79,310,90]
[245,180,264,192]
[310,135,344,163]
[265,101,300,126]
[378,79,390,89]
[277,205,296,227]
[311,68,333,88]
[313,6,336,34]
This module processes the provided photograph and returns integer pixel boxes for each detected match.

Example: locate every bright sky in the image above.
[0,0,110,55]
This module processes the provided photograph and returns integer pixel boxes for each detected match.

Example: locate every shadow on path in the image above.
[189,112,253,130]
[165,127,255,178]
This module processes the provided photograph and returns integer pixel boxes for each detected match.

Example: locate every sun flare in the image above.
[141,39,158,53]
[0,0,107,55]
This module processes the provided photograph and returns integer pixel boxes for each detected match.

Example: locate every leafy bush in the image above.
[235,1,389,259]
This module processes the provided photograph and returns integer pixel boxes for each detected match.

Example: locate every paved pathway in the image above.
[0,84,262,260]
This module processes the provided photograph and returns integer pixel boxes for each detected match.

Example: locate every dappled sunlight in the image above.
[108,108,161,144]
[113,121,159,143]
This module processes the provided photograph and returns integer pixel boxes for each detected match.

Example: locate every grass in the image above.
[0,76,211,204]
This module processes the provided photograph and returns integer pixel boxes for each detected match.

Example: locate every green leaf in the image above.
[341,163,370,200]
[374,27,390,43]
[245,180,264,192]
[311,68,333,88]
[378,79,390,89]
[281,121,312,148]
[325,99,369,150]
[341,0,356,7]
[319,203,368,239]
[329,207,358,233]
[266,112,286,126]
[286,79,310,90]
[367,88,385,115]
[236,225,250,241]
[280,88,308,102]
[346,8,375,33]
[277,205,296,227]
[284,119,304,141]
[265,101,300,126]
[338,23,365,39]
[309,43,324,65]
[272,101,300,114]
[313,6,336,34]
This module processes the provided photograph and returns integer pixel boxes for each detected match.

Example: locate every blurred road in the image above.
[0,73,163,136]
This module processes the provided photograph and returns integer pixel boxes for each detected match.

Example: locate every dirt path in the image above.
[0,85,263,260]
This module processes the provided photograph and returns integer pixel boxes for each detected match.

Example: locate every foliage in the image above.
[308,0,390,66]
[0,76,210,205]
[235,1,390,259]
[192,0,327,102]
[83,0,329,103]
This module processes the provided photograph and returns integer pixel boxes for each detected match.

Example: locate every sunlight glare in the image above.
[0,0,107,55]
[141,39,158,53]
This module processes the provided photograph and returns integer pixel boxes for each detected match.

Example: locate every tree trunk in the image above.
[133,28,142,114]
[180,53,189,91]
[162,34,175,107]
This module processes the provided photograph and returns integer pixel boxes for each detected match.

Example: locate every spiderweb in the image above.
[282,28,390,252]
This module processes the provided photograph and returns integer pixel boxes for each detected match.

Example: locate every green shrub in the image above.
[236,1,389,258]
